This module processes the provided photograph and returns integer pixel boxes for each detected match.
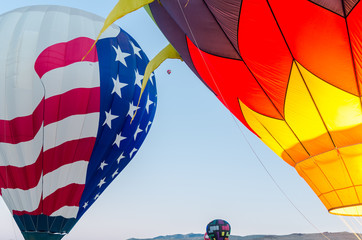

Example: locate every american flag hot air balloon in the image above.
[0,5,157,240]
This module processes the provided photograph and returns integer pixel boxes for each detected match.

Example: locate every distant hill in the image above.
[128,232,361,240]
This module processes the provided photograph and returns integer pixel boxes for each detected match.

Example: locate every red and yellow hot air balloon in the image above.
[106,0,362,216]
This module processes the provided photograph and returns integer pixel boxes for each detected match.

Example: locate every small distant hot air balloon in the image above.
[167,69,171,74]
[0,5,157,240]
[206,219,231,240]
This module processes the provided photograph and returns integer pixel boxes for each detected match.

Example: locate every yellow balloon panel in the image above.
[294,163,321,196]
[311,150,352,189]
[297,62,362,136]
[336,187,360,206]
[239,100,295,166]
[295,155,334,194]
[322,191,343,211]
[330,124,362,147]
[284,61,335,157]
[319,194,332,210]
[339,144,362,185]
[296,145,362,214]
[355,186,362,208]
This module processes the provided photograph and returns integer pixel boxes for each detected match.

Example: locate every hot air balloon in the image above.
[206,219,231,240]
[106,0,362,216]
[167,69,171,74]
[0,5,157,240]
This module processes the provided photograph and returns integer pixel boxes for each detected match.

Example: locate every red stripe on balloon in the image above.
[0,86,99,144]
[0,100,44,144]
[42,184,85,216]
[43,138,96,175]
[12,184,84,216]
[0,152,43,190]
[13,202,43,216]
[0,137,95,190]
[34,37,98,78]
[44,87,100,125]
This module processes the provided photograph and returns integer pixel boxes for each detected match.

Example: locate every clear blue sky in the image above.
[0,1,359,240]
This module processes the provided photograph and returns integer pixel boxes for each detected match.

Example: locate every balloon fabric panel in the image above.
[203,0,242,52]
[269,0,358,95]
[238,0,293,117]
[155,0,240,60]
[147,1,214,93]
[347,3,362,90]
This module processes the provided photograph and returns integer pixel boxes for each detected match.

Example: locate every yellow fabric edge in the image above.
[83,0,155,60]
[131,43,183,122]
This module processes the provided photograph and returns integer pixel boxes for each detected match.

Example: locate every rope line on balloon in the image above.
[174,1,331,239]
[339,216,362,240]
[4,155,19,240]
[352,217,362,237]
[39,61,48,235]
[351,217,362,239]
[3,56,20,240]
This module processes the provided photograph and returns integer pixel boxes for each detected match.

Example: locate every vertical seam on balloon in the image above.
[237,100,296,165]
[3,6,18,222]
[69,11,103,218]
[19,9,39,233]
[0,9,19,231]
[265,0,338,157]
[81,16,109,186]
[307,0,344,17]
[201,0,242,60]
[293,62,337,147]
[59,10,88,225]
[32,7,43,232]
[293,58,345,208]
[236,0,243,56]
[56,8,72,233]
[40,6,54,230]
[297,166,326,201]
[235,0,313,157]
[346,1,360,17]
[342,1,362,97]
[341,0,361,204]
[337,149,359,203]
[48,215,57,235]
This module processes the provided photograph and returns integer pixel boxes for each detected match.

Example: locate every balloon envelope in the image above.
[206,219,230,240]
[0,5,157,239]
[146,0,362,216]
